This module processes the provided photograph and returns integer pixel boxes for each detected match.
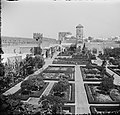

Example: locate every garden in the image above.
[39,65,75,81]
[49,81,75,103]
[53,56,89,65]
[0,93,75,115]
[0,73,75,115]
[84,76,120,104]
[0,54,45,94]
[53,43,96,65]
[80,66,111,81]
[36,76,75,114]
[11,75,49,101]
[98,47,120,66]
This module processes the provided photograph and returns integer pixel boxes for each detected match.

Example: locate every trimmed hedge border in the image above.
[38,66,75,81]
[30,82,49,98]
[52,60,88,65]
[62,105,75,114]
[90,106,120,114]
[108,66,120,76]
[43,65,75,73]
[84,83,120,104]
[40,72,75,81]
[49,83,75,103]
[80,66,112,82]
[13,82,49,101]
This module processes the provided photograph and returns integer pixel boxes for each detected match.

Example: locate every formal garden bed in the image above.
[90,106,120,114]
[0,94,75,115]
[12,82,49,101]
[53,45,95,65]
[108,66,120,76]
[62,105,75,114]
[80,66,112,81]
[43,65,75,73]
[39,66,75,81]
[9,74,49,101]
[49,83,75,103]
[84,83,120,104]
[0,54,45,94]
[52,58,89,65]
[41,72,75,81]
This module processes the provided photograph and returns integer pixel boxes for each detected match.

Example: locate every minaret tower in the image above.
[76,24,83,43]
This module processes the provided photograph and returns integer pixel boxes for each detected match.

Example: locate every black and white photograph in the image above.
[0,0,120,114]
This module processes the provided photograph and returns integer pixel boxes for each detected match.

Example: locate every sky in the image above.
[1,0,120,39]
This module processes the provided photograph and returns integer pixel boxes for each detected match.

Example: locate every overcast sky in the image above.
[1,0,120,39]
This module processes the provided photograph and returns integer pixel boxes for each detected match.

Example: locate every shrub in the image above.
[0,63,5,76]
[53,77,69,97]
[21,80,33,92]
[39,95,66,114]
[98,76,114,92]
[33,55,45,69]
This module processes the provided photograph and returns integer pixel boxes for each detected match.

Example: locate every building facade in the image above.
[76,24,84,43]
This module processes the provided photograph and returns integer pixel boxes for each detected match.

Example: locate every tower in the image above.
[76,24,83,43]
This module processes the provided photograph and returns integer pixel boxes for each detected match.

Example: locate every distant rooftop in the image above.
[76,24,83,28]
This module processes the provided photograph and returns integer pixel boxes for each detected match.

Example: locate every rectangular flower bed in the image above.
[41,73,74,81]
[84,83,120,104]
[40,66,75,81]
[52,59,88,65]
[13,82,49,101]
[12,89,30,101]
[49,83,75,103]
[90,106,120,114]
[62,105,75,114]
[108,66,120,76]
[52,59,76,65]
[30,82,49,98]
[43,66,75,73]
[80,66,112,81]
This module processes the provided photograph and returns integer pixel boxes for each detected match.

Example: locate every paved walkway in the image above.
[106,68,120,86]
[75,65,90,114]
[40,82,54,97]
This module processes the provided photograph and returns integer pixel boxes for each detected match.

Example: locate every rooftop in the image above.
[76,24,83,28]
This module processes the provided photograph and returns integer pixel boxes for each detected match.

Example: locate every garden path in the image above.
[75,65,90,114]
[40,82,54,96]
